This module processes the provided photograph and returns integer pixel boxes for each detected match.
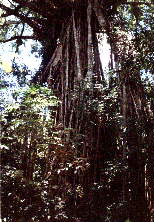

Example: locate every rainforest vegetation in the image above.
[0,0,154,222]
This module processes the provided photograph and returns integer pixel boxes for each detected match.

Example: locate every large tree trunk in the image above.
[41,0,154,221]
[120,68,153,222]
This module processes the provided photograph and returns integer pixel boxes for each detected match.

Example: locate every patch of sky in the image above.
[0,39,42,74]
[0,1,42,106]
[0,0,42,75]
[0,71,17,110]
[140,70,154,84]
[0,38,42,109]
[98,33,111,83]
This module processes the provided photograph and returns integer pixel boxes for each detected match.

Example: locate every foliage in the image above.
[0,80,128,222]
[1,85,59,221]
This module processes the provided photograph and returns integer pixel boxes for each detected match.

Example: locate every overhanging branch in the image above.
[12,0,56,18]
[0,3,42,33]
[0,35,35,43]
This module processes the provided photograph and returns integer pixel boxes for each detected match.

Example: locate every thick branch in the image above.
[0,21,21,29]
[12,0,56,18]
[0,35,35,43]
[0,3,41,33]
[0,3,13,15]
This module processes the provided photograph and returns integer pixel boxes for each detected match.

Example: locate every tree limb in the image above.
[0,35,35,43]
[121,1,151,6]
[100,0,151,9]
[0,3,41,33]
[0,21,21,29]
[11,0,56,18]
[8,0,16,8]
